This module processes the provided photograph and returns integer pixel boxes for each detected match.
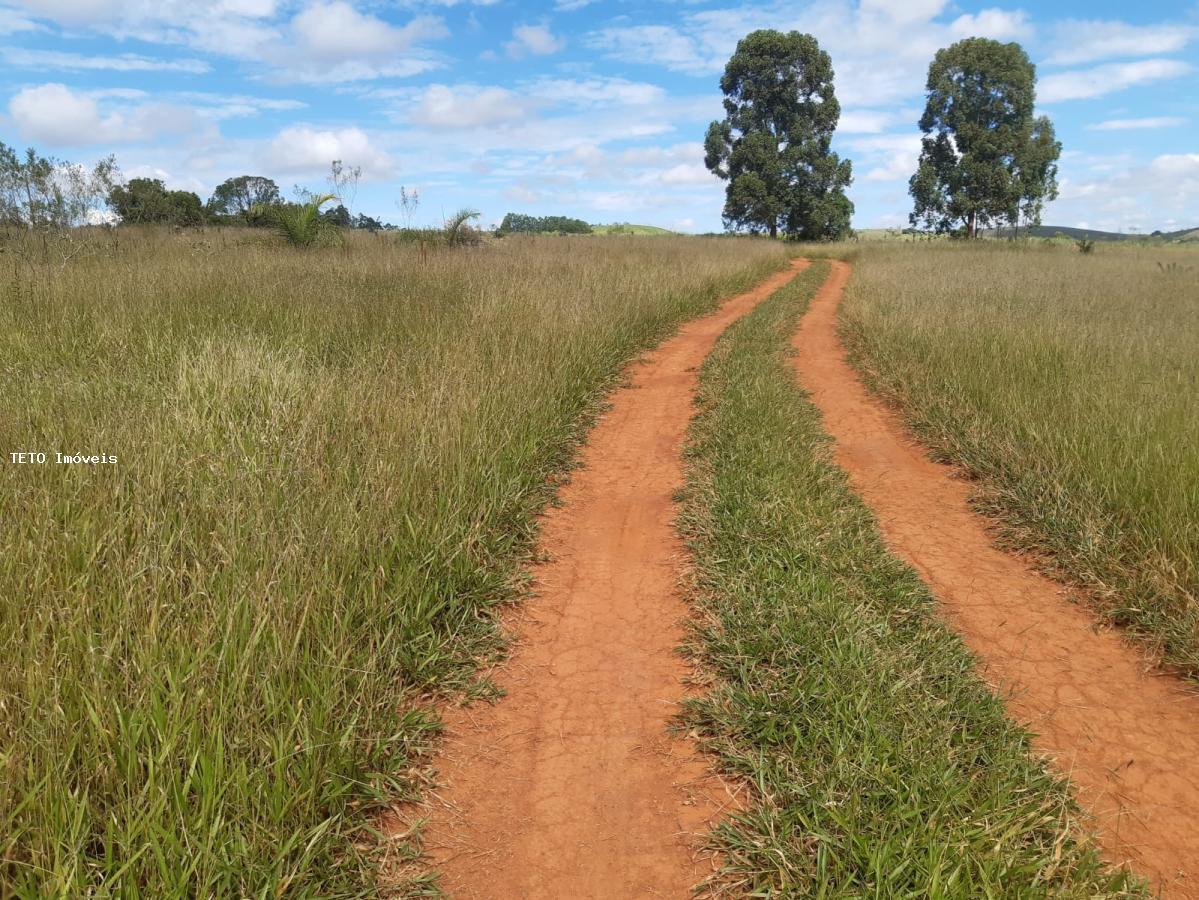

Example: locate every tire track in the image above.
[416,260,809,899]
[791,260,1199,897]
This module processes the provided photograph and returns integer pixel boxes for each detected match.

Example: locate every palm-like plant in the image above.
[274,193,340,248]
[443,207,481,246]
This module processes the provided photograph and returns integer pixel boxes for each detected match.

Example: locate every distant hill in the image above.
[986,225,1199,242]
[591,223,676,236]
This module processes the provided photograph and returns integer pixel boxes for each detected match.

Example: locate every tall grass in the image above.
[840,242,1199,671]
[679,262,1139,896]
[0,229,788,895]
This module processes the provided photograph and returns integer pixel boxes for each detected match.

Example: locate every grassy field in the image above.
[0,230,788,895]
[678,261,1140,896]
[840,243,1199,672]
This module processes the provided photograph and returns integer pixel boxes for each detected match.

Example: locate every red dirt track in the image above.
[418,260,809,898]
[792,260,1199,898]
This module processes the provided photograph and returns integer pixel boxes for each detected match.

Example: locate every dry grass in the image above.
[0,228,788,895]
[840,240,1199,671]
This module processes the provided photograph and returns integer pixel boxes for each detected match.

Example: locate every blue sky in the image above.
[0,0,1195,232]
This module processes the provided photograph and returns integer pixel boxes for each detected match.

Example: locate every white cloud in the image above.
[1039,58,1192,102]
[1049,153,1199,231]
[1044,20,1198,65]
[1149,154,1199,180]
[263,125,392,176]
[2,47,210,72]
[506,23,564,58]
[844,133,922,183]
[948,9,1030,40]
[9,83,117,145]
[4,0,448,83]
[1088,116,1186,131]
[407,84,532,129]
[0,7,40,33]
[291,2,443,62]
[859,0,948,25]
[554,0,594,10]
[588,24,715,76]
[7,82,213,146]
[587,1,1035,107]
[659,163,714,185]
[839,109,905,134]
[526,77,665,108]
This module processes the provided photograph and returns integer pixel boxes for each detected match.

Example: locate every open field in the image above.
[4,231,1199,897]
[0,231,788,895]
[840,242,1199,672]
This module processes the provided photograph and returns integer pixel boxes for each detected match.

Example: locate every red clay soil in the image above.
[792,260,1199,898]
[417,260,809,899]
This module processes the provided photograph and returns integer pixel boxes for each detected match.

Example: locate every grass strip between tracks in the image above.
[678,259,1142,897]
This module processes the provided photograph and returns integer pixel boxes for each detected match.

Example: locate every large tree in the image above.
[909,38,1061,237]
[705,30,853,240]
[206,175,281,225]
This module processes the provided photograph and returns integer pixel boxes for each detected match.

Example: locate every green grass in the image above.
[678,260,1141,897]
[840,242,1199,673]
[0,228,788,896]
[590,223,677,235]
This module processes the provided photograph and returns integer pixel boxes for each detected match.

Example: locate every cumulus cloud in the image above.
[263,125,393,176]
[7,82,213,146]
[1039,59,1192,103]
[9,83,117,145]
[290,2,444,62]
[506,23,564,58]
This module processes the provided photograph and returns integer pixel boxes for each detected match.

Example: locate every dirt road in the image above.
[792,260,1199,898]
[419,260,808,898]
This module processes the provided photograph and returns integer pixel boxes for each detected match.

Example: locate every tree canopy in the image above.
[108,178,205,226]
[704,29,853,240]
[206,175,282,225]
[909,38,1061,237]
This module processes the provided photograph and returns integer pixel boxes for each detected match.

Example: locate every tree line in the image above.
[111,173,393,231]
[705,31,1061,240]
[0,149,395,232]
[497,213,593,235]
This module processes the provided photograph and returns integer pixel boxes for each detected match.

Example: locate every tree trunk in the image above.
[967,210,976,239]
[769,221,778,240]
